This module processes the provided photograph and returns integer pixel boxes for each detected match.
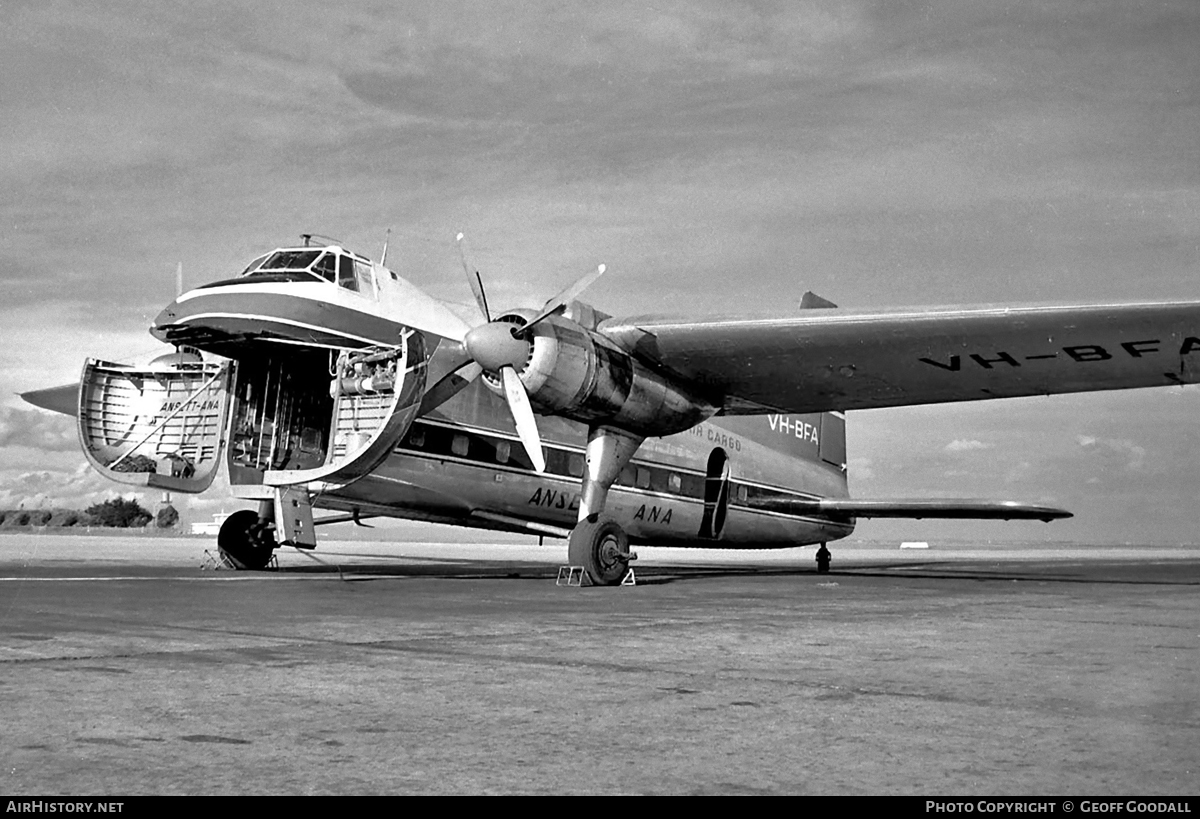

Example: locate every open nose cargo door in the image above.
[78,330,427,495]
[259,334,426,488]
[78,358,234,494]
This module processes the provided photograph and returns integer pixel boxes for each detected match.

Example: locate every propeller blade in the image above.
[417,360,483,416]
[456,233,490,323]
[519,264,605,333]
[501,365,545,473]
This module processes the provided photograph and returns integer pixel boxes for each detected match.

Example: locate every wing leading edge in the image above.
[601,301,1200,414]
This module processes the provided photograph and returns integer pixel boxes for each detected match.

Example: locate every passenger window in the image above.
[496,440,511,464]
[451,435,469,457]
[408,428,425,448]
[635,467,650,489]
[619,466,636,486]
[568,454,585,478]
[668,473,682,492]
[736,484,747,502]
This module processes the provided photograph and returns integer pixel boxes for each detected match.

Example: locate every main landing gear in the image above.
[565,426,644,586]
[217,503,277,570]
[567,517,633,586]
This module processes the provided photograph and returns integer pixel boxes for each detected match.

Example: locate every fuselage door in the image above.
[258,330,427,488]
[78,357,234,493]
[698,446,731,539]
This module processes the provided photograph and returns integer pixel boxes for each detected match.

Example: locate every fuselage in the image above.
[149,242,854,548]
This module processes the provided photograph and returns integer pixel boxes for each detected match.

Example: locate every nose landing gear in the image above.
[217,507,277,570]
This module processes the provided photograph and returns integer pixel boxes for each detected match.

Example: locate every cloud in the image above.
[945,439,994,452]
[0,407,77,451]
[1075,435,1147,472]
[0,462,120,510]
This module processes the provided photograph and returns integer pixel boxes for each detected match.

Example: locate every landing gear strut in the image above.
[566,425,643,586]
[217,506,277,570]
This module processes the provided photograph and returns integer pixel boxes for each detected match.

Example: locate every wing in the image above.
[600,301,1200,414]
[751,497,1071,522]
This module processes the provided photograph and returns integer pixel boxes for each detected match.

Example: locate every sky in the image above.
[1,1,1198,543]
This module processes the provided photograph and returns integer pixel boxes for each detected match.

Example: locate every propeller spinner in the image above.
[420,234,605,473]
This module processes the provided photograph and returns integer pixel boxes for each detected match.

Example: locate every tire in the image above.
[568,517,631,586]
[217,509,276,570]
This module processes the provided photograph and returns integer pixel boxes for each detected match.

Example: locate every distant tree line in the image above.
[0,498,177,529]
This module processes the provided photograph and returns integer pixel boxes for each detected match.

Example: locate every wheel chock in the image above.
[620,567,637,586]
[200,549,237,571]
[556,566,592,587]
[201,549,277,571]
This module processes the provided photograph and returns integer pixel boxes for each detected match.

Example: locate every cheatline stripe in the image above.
[177,312,390,348]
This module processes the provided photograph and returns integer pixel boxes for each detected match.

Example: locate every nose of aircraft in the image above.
[150,300,182,343]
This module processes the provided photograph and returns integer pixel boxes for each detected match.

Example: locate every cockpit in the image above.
[238,246,377,295]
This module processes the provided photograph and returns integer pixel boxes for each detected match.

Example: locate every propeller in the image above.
[418,233,605,472]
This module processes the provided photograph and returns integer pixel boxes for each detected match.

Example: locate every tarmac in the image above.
[1,532,1197,795]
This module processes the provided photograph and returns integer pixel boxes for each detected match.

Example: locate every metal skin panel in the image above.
[327,435,855,548]
[600,301,1200,414]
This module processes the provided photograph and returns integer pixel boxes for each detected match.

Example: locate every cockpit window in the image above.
[239,254,270,277]
[233,247,378,295]
[354,259,374,294]
[259,250,322,271]
[311,253,336,282]
[337,255,358,291]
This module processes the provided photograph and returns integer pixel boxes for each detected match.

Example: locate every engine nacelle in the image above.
[487,309,717,437]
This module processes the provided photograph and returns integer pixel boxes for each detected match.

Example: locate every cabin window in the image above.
[635,467,650,489]
[451,434,469,457]
[408,427,425,448]
[736,484,747,502]
[668,473,682,492]
[567,454,585,478]
[618,466,636,486]
[495,440,511,464]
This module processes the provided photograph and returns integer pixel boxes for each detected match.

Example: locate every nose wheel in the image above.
[568,517,633,586]
[217,509,277,570]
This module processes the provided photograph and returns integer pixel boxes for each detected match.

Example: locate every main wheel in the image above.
[568,517,631,586]
[217,509,276,570]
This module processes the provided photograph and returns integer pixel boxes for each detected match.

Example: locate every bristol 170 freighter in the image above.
[24,232,1200,584]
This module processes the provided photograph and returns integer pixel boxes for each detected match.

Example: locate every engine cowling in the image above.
[484,308,717,437]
